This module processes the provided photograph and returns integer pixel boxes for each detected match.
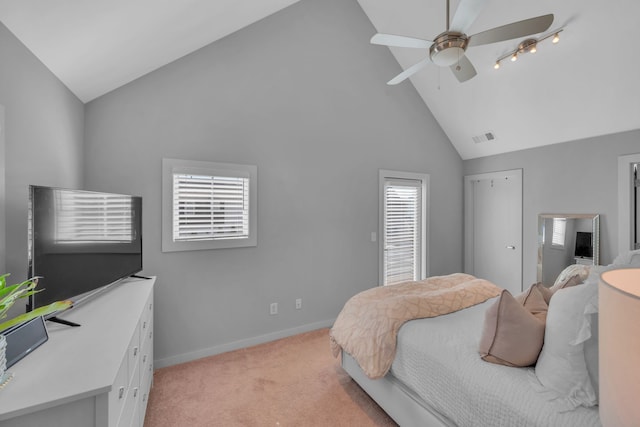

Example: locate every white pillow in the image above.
[552,264,591,288]
[612,249,640,266]
[534,282,598,410]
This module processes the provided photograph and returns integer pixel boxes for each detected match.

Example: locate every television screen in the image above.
[28,185,142,311]
[575,231,593,258]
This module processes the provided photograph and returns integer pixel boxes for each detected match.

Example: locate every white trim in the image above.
[618,153,640,255]
[378,170,430,285]
[0,105,4,273]
[153,318,335,368]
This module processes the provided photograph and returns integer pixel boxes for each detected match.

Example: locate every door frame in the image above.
[464,169,523,291]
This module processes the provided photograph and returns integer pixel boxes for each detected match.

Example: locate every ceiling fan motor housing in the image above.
[429,32,469,66]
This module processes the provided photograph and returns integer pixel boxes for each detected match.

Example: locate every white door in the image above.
[464,170,522,294]
[379,170,429,286]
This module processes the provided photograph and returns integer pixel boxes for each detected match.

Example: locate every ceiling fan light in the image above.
[431,46,466,66]
[429,32,468,67]
[552,33,560,43]
[494,61,500,70]
[510,53,518,62]
[530,44,537,53]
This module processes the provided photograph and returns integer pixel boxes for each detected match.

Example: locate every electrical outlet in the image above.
[295,298,302,310]
[270,302,278,315]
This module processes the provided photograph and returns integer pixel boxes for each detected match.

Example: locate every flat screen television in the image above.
[575,231,593,258]
[27,185,143,315]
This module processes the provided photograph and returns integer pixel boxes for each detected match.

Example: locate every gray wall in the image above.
[0,23,84,284]
[84,0,464,366]
[464,129,640,286]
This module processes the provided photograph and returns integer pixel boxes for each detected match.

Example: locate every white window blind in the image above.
[552,217,566,247]
[383,178,422,285]
[54,190,133,243]
[172,173,249,242]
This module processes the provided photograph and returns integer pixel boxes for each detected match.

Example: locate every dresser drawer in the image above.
[108,357,129,426]
[140,295,153,350]
[140,318,152,354]
[119,381,139,427]
[127,323,141,386]
[139,345,153,427]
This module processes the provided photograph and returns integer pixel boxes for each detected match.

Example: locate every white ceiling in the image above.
[0,0,300,102]
[0,0,639,159]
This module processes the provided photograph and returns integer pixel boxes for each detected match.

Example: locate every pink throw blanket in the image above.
[330,273,501,379]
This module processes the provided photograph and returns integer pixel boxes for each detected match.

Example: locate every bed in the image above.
[330,264,616,427]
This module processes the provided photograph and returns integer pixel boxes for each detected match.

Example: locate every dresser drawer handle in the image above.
[118,386,125,399]
[133,346,139,357]
[133,387,139,398]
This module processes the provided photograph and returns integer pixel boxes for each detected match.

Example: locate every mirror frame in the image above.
[618,153,640,254]
[537,213,600,283]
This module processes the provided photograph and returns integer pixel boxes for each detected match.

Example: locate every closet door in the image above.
[464,170,522,294]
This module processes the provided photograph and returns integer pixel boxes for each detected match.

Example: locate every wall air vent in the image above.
[472,131,496,144]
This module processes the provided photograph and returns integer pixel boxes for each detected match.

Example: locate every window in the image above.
[162,159,257,252]
[379,170,429,286]
[552,217,566,247]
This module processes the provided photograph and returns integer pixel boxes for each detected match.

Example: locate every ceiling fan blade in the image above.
[450,55,477,83]
[468,14,553,47]
[370,33,432,49]
[387,58,431,85]
[450,0,489,33]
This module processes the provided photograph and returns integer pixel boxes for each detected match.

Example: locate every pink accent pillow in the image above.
[515,283,551,321]
[479,289,546,367]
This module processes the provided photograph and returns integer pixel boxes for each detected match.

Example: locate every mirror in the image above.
[537,214,600,284]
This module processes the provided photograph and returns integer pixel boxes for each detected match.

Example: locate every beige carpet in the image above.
[144,328,398,427]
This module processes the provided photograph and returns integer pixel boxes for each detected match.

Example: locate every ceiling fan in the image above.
[371,0,553,84]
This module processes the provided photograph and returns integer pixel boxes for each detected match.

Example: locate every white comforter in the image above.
[390,298,601,427]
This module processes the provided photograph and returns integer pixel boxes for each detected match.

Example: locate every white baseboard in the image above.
[154,318,335,369]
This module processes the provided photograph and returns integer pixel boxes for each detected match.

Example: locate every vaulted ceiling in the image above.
[0,0,638,159]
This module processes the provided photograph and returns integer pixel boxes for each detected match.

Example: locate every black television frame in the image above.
[574,231,593,259]
[27,185,143,322]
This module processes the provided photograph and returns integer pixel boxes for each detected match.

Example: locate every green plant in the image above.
[0,274,72,333]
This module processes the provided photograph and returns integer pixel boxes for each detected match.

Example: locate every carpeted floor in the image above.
[144,328,398,427]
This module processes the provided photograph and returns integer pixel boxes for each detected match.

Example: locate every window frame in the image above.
[162,158,257,252]
[379,170,429,286]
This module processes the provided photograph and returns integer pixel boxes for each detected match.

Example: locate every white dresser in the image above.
[0,276,155,427]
